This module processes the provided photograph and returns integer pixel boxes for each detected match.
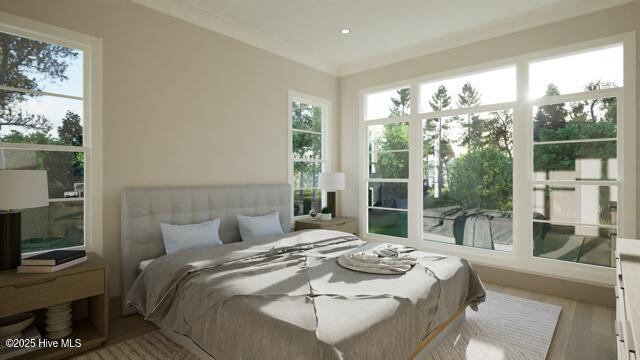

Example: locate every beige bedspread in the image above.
[127,230,485,360]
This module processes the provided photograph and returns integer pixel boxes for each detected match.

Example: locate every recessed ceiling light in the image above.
[339,28,351,35]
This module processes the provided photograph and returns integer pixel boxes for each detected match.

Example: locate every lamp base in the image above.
[327,192,336,218]
[0,212,21,271]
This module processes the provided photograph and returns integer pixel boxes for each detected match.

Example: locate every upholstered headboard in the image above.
[120,184,291,315]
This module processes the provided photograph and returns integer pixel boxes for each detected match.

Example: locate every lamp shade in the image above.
[318,172,345,191]
[0,170,49,210]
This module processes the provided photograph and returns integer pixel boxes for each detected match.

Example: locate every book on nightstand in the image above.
[18,251,87,273]
[21,250,86,266]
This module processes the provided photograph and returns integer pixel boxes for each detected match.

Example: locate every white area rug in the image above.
[430,290,562,360]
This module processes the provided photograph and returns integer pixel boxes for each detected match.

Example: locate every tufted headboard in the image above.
[120,184,291,315]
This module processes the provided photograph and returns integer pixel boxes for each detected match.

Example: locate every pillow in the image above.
[160,219,222,254]
[139,258,155,271]
[237,212,284,241]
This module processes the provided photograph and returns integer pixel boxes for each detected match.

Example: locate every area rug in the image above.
[430,290,562,360]
[74,290,560,360]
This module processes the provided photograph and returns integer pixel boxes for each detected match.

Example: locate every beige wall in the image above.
[338,2,640,240]
[0,0,339,296]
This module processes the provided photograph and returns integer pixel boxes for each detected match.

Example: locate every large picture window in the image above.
[289,92,329,217]
[530,44,622,267]
[360,35,634,282]
[0,30,89,254]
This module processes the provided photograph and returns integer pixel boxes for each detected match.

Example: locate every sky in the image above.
[0,51,83,139]
[365,44,623,121]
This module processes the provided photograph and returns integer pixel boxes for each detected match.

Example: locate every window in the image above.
[360,35,634,283]
[0,26,96,254]
[419,66,516,112]
[422,109,514,251]
[530,45,623,267]
[367,120,409,238]
[289,92,329,217]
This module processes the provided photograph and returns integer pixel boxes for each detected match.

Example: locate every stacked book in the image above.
[18,250,87,273]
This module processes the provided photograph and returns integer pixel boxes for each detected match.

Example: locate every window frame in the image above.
[0,11,103,256]
[288,90,331,219]
[358,32,636,286]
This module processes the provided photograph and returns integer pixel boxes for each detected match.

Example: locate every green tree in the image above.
[426,85,453,196]
[0,33,78,132]
[389,88,410,117]
[58,111,83,146]
[485,110,513,157]
[457,82,483,150]
[372,89,409,179]
[448,147,513,211]
[533,84,568,141]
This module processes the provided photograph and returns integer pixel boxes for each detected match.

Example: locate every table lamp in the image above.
[318,172,345,218]
[0,170,49,270]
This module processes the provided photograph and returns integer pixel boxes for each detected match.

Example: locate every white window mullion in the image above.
[0,142,86,152]
[408,83,422,243]
[619,32,637,238]
[292,128,323,136]
[513,61,532,262]
[530,87,622,106]
[418,101,517,119]
[0,84,84,101]
[532,180,618,186]
[533,138,617,145]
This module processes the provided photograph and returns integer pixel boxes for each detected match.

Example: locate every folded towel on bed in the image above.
[337,243,417,274]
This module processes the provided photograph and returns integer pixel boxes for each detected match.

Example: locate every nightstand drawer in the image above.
[330,221,357,234]
[0,269,104,317]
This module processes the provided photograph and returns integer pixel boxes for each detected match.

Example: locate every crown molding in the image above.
[131,0,632,77]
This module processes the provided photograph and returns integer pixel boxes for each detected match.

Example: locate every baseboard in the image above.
[110,296,122,320]
[472,263,615,307]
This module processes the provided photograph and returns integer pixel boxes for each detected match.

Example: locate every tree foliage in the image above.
[457,82,484,150]
[0,33,79,132]
[533,82,617,174]
[448,147,513,211]
[1,111,84,198]
[370,89,409,179]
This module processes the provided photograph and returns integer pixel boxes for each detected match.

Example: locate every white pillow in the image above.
[139,258,155,271]
[237,212,284,241]
[160,219,222,254]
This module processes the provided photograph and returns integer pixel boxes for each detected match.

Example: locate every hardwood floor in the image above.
[103,282,616,359]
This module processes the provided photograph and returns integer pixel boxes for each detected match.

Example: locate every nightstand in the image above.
[294,216,357,235]
[0,253,108,360]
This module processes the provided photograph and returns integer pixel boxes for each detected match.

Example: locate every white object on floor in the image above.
[46,302,73,340]
[430,290,561,360]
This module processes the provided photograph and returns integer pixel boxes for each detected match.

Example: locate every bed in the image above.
[121,184,486,359]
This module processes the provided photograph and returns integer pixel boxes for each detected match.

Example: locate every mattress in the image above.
[127,229,485,360]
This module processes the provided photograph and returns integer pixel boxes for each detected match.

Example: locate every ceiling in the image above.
[132,0,630,75]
